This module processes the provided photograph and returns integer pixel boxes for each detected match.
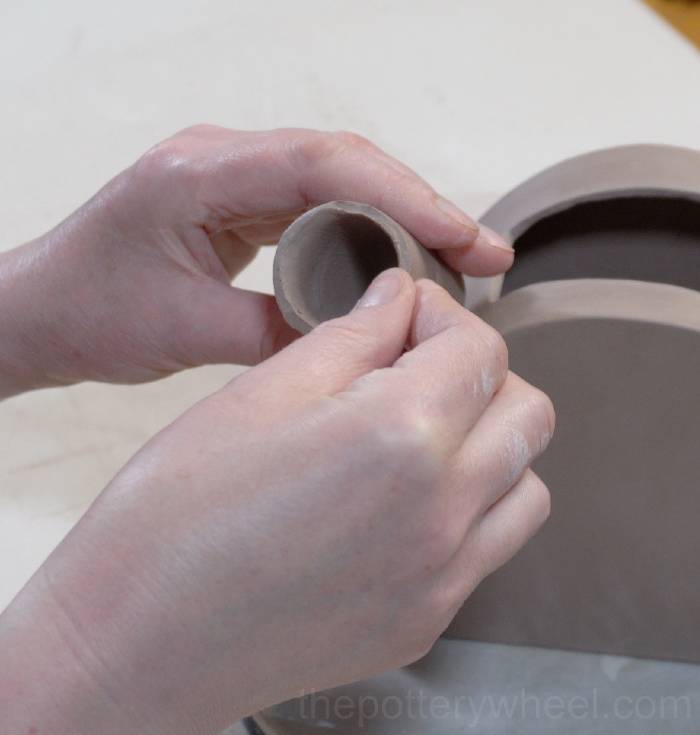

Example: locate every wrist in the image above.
[0,192,117,400]
[0,240,67,398]
[0,496,257,735]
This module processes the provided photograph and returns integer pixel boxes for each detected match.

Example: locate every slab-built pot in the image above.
[446,278,700,662]
[464,143,700,308]
[447,144,700,662]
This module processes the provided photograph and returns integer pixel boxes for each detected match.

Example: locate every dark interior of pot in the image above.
[503,197,700,295]
[292,210,399,323]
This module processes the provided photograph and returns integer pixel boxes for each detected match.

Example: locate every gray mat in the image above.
[256,639,700,733]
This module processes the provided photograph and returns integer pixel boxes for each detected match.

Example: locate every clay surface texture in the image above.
[447,279,700,662]
[447,145,700,663]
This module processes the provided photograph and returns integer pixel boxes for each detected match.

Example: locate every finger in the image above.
[218,209,307,248]
[291,130,484,251]
[474,469,551,576]
[445,469,551,591]
[215,212,514,281]
[209,230,259,279]
[234,207,515,279]
[236,267,416,402]
[170,279,299,367]
[439,225,515,277]
[447,371,555,514]
[358,279,508,448]
[137,127,488,255]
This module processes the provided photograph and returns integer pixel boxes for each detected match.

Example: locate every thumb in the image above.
[244,268,416,401]
[171,280,299,367]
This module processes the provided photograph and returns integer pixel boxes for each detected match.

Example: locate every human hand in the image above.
[2,270,553,734]
[0,126,512,398]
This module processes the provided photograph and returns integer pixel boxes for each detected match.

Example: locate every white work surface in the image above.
[1,2,698,733]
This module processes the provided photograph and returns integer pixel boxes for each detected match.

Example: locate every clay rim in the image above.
[273,201,411,333]
[465,143,700,308]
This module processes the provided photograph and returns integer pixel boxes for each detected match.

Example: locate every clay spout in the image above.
[273,201,466,334]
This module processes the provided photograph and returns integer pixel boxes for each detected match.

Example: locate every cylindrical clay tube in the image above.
[273,201,466,333]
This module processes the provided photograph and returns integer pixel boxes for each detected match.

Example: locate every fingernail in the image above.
[477,224,513,252]
[434,196,480,242]
[355,268,403,309]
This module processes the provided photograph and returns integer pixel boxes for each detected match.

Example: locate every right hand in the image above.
[2,269,554,735]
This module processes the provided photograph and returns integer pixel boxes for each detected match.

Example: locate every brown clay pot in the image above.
[448,144,700,664]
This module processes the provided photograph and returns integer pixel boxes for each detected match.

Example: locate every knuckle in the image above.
[455,319,508,397]
[292,129,342,166]
[343,376,436,449]
[133,125,228,183]
[392,401,434,442]
[178,123,222,138]
[332,129,376,151]
[528,473,552,524]
[524,386,556,446]
[481,323,509,375]
[521,470,552,533]
[294,129,377,167]
[134,123,238,188]
[134,136,192,182]
[415,279,455,313]
[379,403,443,471]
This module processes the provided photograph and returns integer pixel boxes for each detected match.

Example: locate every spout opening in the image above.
[282,209,400,327]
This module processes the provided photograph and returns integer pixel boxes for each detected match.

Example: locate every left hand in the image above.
[0,125,513,397]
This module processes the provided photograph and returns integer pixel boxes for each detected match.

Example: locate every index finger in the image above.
[132,126,513,276]
[344,279,509,449]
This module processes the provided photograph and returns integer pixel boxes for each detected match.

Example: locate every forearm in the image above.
[0,568,131,735]
[0,472,267,735]
[1,537,199,735]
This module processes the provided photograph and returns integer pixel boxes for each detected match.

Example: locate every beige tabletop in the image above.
[1,2,698,732]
